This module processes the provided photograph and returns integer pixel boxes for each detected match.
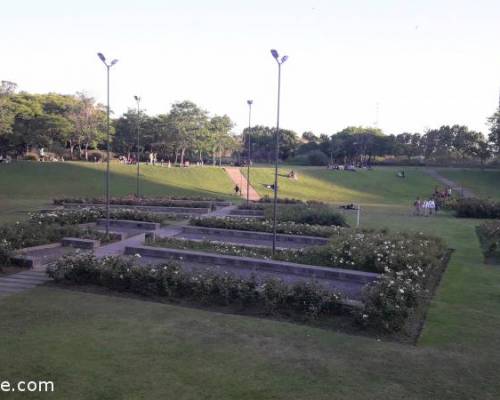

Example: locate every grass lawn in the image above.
[243,166,439,206]
[1,163,500,399]
[0,161,235,223]
[436,168,500,199]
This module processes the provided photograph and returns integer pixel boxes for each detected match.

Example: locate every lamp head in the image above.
[97,52,106,63]
[281,55,288,63]
[134,95,140,102]
[110,59,119,66]
[270,49,279,59]
[247,100,253,105]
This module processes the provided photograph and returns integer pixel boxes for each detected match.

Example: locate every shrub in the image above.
[48,254,344,319]
[451,198,500,219]
[264,203,347,227]
[53,195,227,206]
[476,221,500,259]
[29,208,171,225]
[0,239,13,269]
[258,196,304,204]
[190,217,342,237]
[306,150,330,166]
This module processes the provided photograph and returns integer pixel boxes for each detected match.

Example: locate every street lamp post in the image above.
[97,52,118,236]
[270,49,288,255]
[246,99,253,206]
[134,95,141,198]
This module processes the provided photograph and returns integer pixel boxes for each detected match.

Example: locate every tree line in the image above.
[1,80,499,166]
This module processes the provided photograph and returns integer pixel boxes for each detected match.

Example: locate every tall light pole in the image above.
[270,49,288,255]
[97,52,118,236]
[134,95,141,198]
[246,99,253,206]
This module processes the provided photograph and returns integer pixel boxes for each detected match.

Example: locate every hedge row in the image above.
[48,254,344,319]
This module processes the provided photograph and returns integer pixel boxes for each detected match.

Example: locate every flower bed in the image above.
[0,222,120,270]
[190,217,342,238]
[476,221,500,261]
[48,254,344,319]
[258,196,304,204]
[53,195,225,208]
[30,208,173,226]
[151,228,448,334]
[263,203,347,227]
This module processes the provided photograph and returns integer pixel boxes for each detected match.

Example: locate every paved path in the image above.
[0,270,49,298]
[224,167,261,201]
[423,168,476,198]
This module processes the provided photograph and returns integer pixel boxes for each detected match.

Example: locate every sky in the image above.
[1,0,500,136]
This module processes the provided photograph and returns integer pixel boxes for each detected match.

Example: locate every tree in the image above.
[488,108,500,154]
[207,115,234,165]
[68,93,107,160]
[167,101,208,165]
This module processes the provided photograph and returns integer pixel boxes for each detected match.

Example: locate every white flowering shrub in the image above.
[190,217,342,238]
[53,195,225,207]
[29,208,169,225]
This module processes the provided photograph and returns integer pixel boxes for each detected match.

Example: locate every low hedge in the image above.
[0,222,120,270]
[53,196,226,208]
[190,217,342,238]
[450,198,500,219]
[476,221,500,260]
[263,203,347,227]
[48,254,344,319]
[30,208,172,225]
[151,228,448,333]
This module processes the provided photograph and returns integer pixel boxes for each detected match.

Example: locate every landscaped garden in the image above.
[1,163,500,399]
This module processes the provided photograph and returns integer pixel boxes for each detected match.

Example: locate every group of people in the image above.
[413,197,437,216]
[327,164,372,172]
[413,186,453,216]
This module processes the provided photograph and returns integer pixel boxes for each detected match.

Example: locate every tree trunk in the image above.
[180,148,185,165]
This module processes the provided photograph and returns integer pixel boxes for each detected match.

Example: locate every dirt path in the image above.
[423,168,476,198]
[224,167,261,201]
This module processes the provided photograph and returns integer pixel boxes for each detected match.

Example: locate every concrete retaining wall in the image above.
[63,203,209,214]
[181,226,328,246]
[62,237,100,249]
[96,219,160,230]
[124,245,379,284]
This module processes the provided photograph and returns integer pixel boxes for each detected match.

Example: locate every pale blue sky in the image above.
[2,0,500,135]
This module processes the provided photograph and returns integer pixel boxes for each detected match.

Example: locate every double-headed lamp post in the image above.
[134,95,141,198]
[97,52,118,236]
[246,99,253,206]
[270,49,288,255]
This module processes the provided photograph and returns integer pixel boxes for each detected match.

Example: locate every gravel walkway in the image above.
[423,168,476,198]
[224,167,261,201]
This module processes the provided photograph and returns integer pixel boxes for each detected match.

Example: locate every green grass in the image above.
[0,161,235,223]
[244,166,439,206]
[436,168,500,199]
[1,163,500,398]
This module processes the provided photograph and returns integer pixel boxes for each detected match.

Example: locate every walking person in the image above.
[414,197,422,216]
[234,184,240,196]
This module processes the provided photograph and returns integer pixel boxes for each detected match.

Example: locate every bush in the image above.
[451,198,500,219]
[54,196,224,208]
[258,196,304,204]
[264,203,347,227]
[48,254,344,319]
[87,150,106,162]
[477,221,500,259]
[29,208,171,225]
[306,150,330,166]
[190,217,343,237]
